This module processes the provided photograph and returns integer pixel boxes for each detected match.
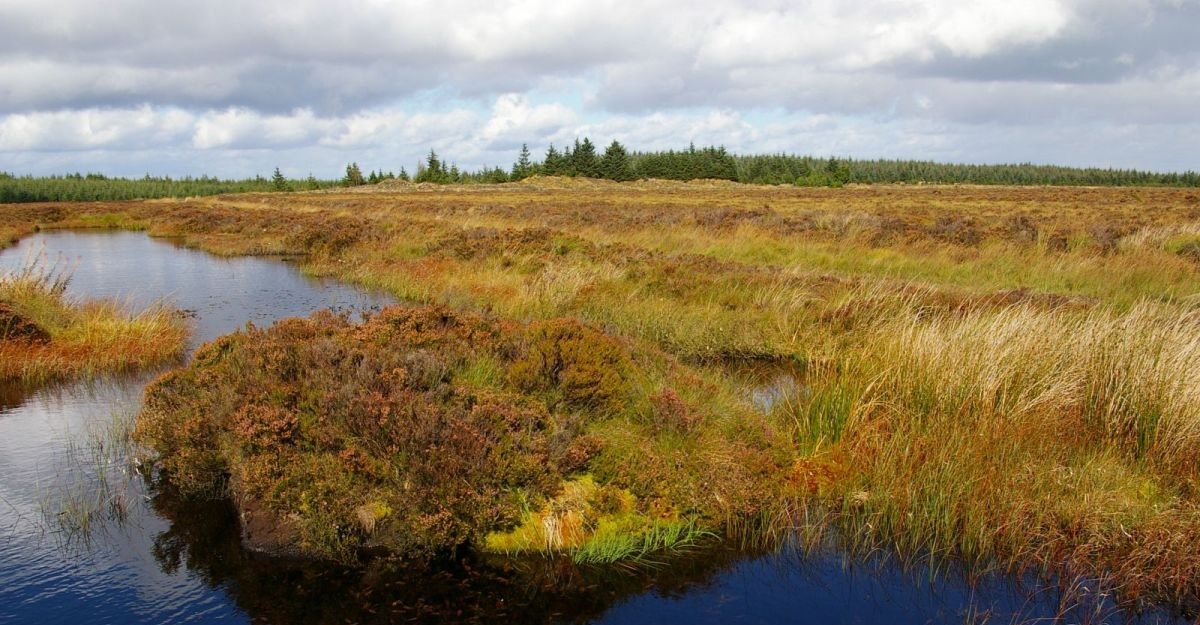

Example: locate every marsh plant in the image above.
[41,410,147,546]
[7,182,1200,612]
[0,251,188,384]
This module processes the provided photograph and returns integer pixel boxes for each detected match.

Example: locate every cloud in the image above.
[0,0,1197,173]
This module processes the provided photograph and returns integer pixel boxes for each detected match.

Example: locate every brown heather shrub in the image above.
[509,318,634,415]
[648,387,699,434]
[137,305,783,563]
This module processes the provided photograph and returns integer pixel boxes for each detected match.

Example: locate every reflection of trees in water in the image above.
[147,484,747,625]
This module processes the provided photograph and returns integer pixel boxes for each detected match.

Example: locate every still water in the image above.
[0,231,1188,624]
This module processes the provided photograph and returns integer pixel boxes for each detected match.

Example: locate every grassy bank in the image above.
[4,180,1200,609]
[0,258,188,384]
[772,302,1200,603]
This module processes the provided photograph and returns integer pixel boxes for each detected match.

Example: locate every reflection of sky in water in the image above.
[0,231,392,346]
[0,232,392,625]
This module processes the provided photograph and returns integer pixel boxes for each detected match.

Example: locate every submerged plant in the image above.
[41,410,145,547]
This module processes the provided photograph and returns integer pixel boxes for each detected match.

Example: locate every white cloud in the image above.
[0,0,1197,173]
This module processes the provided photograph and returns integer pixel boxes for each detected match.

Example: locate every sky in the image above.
[0,0,1197,178]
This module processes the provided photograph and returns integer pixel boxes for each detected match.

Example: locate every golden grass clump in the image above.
[0,257,188,384]
[775,302,1200,607]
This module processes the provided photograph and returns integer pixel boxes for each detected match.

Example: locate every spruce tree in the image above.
[572,137,599,177]
[343,162,365,187]
[271,167,288,191]
[600,140,634,181]
[511,143,533,180]
[415,150,447,183]
[543,145,564,176]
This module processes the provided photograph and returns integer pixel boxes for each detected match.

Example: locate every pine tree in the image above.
[343,162,365,186]
[543,145,564,176]
[572,137,599,177]
[271,167,288,191]
[511,143,534,180]
[415,150,447,183]
[600,140,634,181]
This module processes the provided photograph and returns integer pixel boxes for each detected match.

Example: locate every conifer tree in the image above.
[600,140,634,181]
[415,150,447,183]
[511,143,534,180]
[543,145,564,176]
[271,167,288,191]
[572,137,599,177]
[343,162,365,186]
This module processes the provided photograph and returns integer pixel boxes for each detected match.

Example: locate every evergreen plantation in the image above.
[3,140,1197,202]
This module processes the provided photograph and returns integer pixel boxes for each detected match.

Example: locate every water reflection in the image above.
[146,483,749,624]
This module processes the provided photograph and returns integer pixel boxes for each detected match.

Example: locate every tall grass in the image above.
[774,301,1200,606]
[0,253,188,384]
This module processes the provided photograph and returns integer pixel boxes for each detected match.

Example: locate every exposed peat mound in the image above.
[136,305,789,563]
[0,301,50,343]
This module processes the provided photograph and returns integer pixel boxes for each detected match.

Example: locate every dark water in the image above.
[0,231,1190,624]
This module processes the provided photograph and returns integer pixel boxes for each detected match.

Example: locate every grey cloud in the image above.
[1,0,1197,174]
[895,1,1200,83]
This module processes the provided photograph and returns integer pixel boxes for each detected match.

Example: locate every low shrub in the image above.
[137,305,786,563]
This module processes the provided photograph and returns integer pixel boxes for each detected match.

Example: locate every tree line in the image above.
[4,143,1197,203]
[0,171,341,203]
[400,141,1198,188]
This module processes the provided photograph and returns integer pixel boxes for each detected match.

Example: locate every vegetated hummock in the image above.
[0,258,188,384]
[5,180,1200,611]
[135,306,785,563]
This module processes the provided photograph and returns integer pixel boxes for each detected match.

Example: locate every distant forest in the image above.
[3,140,1197,202]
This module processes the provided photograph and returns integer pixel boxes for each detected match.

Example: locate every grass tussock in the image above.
[772,302,1200,608]
[0,255,188,384]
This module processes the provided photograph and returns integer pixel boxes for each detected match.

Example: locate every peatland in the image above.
[5,178,1200,612]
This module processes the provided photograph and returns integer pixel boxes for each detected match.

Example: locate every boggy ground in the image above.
[0,254,187,384]
[4,179,1200,611]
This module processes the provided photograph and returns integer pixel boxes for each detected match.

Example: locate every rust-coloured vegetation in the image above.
[135,305,787,562]
[0,256,188,384]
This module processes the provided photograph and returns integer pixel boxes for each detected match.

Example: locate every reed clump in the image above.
[0,256,188,384]
[773,302,1200,608]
